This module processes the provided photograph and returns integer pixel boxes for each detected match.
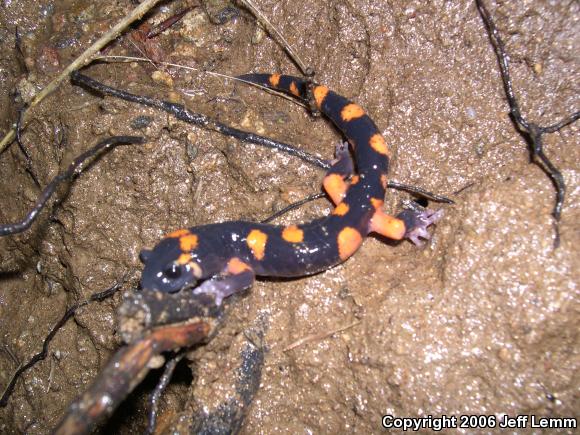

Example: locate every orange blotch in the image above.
[380,174,388,189]
[350,175,360,185]
[323,173,348,205]
[289,81,300,97]
[313,85,329,109]
[269,73,281,87]
[337,227,363,261]
[177,253,191,265]
[247,229,268,260]
[282,225,304,243]
[227,257,252,274]
[370,211,405,240]
[369,133,390,156]
[190,262,203,278]
[179,234,198,251]
[341,103,365,122]
[166,229,190,238]
[370,198,384,209]
[333,202,350,216]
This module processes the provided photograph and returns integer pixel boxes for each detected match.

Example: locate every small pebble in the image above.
[130,115,153,130]
[151,70,174,87]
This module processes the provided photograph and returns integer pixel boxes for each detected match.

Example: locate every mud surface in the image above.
[0,0,578,433]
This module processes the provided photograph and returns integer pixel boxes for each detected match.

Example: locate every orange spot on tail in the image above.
[282,225,304,243]
[247,229,268,260]
[370,210,405,240]
[269,74,281,87]
[179,234,198,251]
[369,133,390,156]
[332,202,350,216]
[313,85,329,109]
[337,227,363,261]
[227,257,252,274]
[289,81,300,97]
[323,173,348,205]
[341,103,365,122]
[166,229,190,238]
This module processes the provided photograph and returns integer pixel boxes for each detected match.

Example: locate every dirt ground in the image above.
[0,0,578,433]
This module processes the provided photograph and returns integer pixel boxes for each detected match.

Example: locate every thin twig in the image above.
[71,72,329,169]
[387,181,455,204]
[282,320,360,352]
[237,0,319,115]
[237,0,312,77]
[0,279,125,407]
[147,353,185,435]
[95,55,307,108]
[146,8,193,39]
[0,136,144,236]
[15,105,41,188]
[476,0,579,247]
[261,192,326,223]
[0,0,165,154]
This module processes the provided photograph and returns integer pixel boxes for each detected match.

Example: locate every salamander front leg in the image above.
[370,201,444,246]
[193,258,255,306]
[397,207,444,247]
[323,142,354,205]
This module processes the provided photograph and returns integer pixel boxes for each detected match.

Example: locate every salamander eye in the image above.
[163,263,182,280]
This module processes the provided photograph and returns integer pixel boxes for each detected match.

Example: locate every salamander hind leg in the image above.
[193,258,255,305]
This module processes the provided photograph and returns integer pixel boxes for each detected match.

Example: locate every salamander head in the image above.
[139,237,200,293]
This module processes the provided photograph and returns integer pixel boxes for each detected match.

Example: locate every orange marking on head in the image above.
[166,229,190,238]
[370,198,384,210]
[350,175,360,185]
[177,253,191,265]
[333,202,350,216]
[190,262,203,278]
[247,229,268,260]
[289,81,300,97]
[380,174,388,189]
[337,227,363,261]
[341,103,365,122]
[282,225,304,243]
[313,85,329,109]
[369,133,390,156]
[323,173,348,205]
[269,73,281,87]
[370,211,405,240]
[227,257,252,275]
[179,234,198,251]
[176,255,203,277]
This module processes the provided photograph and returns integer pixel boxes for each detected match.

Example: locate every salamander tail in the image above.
[237,73,308,100]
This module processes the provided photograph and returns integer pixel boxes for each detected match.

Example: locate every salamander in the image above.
[140,74,443,304]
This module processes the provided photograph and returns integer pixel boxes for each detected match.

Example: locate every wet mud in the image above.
[0,0,578,433]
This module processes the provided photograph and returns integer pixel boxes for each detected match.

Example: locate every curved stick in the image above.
[54,320,212,435]
[0,136,144,236]
[71,72,329,169]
